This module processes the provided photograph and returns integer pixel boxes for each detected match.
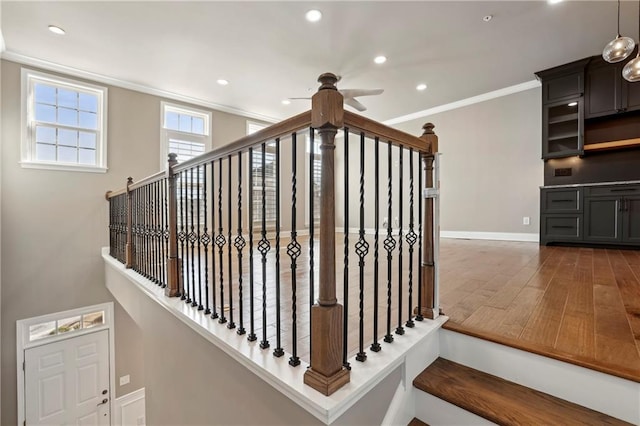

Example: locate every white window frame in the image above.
[21,68,108,173]
[160,101,211,169]
[246,121,278,225]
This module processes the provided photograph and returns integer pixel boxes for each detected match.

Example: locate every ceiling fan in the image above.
[289,77,384,112]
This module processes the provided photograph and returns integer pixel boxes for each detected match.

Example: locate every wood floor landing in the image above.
[439,239,640,382]
[413,357,631,425]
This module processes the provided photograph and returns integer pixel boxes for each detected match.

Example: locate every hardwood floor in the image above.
[439,238,640,382]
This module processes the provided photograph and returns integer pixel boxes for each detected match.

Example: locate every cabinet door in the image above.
[543,72,583,103]
[543,99,583,159]
[584,197,622,242]
[622,195,640,244]
[540,214,582,245]
[585,63,620,118]
[621,79,640,113]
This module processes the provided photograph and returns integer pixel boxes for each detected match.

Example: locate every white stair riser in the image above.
[414,391,496,426]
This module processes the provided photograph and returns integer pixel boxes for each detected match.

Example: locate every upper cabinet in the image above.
[586,55,640,118]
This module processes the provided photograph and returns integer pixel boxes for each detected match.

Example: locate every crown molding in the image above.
[0,50,279,124]
[384,79,541,126]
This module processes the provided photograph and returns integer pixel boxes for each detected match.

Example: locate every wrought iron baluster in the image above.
[156,180,162,285]
[210,162,219,319]
[356,132,369,362]
[178,173,188,301]
[189,168,198,307]
[396,146,405,336]
[216,158,227,323]
[196,166,204,310]
[406,149,417,328]
[235,152,246,335]
[371,137,381,352]
[274,138,284,357]
[416,154,424,321]
[201,164,211,315]
[227,155,235,329]
[163,178,169,288]
[287,133,301,367]
[259,142,271,350]
[384,142,396,344]
[247,148,257,342]
[343,128,350,369]
[143,185,149,279]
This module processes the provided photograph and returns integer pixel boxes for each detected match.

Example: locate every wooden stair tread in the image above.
[407,418,429,426]
[413,357,631,426]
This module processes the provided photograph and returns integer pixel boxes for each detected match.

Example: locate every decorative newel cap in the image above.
[127,176,133,185]
[317,73,339,91]
[168,153,178,162]
[422,122,435,135]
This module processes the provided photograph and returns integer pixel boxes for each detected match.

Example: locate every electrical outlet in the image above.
[523,216,530,225]
[119,375,130,386]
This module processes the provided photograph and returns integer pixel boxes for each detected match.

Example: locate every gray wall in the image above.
[393,87,544,235]
[0,59,255,425]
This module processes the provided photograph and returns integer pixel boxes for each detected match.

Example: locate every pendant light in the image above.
[603,0,635,63]
[623,0,640,82]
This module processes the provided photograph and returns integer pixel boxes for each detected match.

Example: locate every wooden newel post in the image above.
[125,177,134,268]
[304,72,350,395]
[419,123,439,319]
[165,153,182,297]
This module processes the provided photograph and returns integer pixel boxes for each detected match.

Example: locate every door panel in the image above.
[623,196,640,244]
[25,329,110,426]
[584,197,621,242]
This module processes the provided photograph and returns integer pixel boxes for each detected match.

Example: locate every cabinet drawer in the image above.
[542,215,582,240]
[585,184,640,197]
[541,188,582,213]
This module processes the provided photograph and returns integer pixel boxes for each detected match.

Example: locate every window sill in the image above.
[20,161,108,173]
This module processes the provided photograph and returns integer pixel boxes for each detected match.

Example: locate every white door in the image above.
[25,329,110,425]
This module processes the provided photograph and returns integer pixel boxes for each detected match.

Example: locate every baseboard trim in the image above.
[440,231,539,243]
[114,387,146,426]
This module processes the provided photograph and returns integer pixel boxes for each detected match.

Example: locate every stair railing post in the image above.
[419,123,439,319]
[303,72,350,395]
[125,177,134,268]
[165,153,182,297]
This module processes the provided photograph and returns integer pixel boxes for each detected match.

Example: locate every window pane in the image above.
[58,129,78,147]
[79,132,96,149]
[35,103,56,123]
[29,321,57,341]
[35,126,56,143]
[78,148,96,165]
[34,84,56,105]
[35,143,56,161]
[192,117,205,135]
[57,88,78,108]
[58,146,77,163]
[83,311,104,328]
[58,107,78,126]
[57,316,81,333]
[165,111,179,130]
[79,93,98,112]
[178,114,191,132]
[79,111,97,129]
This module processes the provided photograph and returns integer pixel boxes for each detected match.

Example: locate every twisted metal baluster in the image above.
[247,148,257,342]
[259,142,271,350]
[355,132,369,362]
[371,137,381,352]
[274,138,284,357]
[227,155,235,329]
[178,175,187,300]
[396,146,405,336]
[384,142,396,344]
[343,128,350,369]
[216,158,227,324]
[210,161,219,319]
[287,133,301,367]
[201,164,211,315]
[189,168,198,307]
[235,152,246,335]
[416,155,424,322]
[196,166,204,310]
[406,149,417,328]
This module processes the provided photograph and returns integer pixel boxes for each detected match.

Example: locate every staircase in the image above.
[410,329,640,425]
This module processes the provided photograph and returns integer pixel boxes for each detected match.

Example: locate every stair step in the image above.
[408,418,429,426]
[413,357,631,426]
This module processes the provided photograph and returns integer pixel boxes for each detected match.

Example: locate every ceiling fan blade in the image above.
[344,97,367,112]
[340,88,384,98]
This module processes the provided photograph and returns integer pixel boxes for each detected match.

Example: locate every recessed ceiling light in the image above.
[305,10,322,22]
[217,79,229,86]
[48,25,66,35]
[282,99,291,105]
[568,101,577,107]
[482,15,493,22]
[374,55,387,65]
[416,83,428,91]
[548,0,563,4]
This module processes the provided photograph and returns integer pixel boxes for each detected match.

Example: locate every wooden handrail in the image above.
[343,111,428,153]
[128,170,166,191]
[173,110,312,174]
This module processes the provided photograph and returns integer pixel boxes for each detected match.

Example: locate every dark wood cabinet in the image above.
[543,184,640,246]
[585,55,640,118]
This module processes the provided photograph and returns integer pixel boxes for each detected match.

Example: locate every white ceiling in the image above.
[1,1,636,123]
